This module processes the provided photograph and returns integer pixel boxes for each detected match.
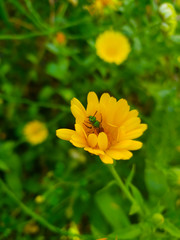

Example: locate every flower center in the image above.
[83,111,104,135]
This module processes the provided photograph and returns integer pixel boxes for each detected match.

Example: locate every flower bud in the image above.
[159,3,177,36]
[152,213,164,225]
[35,195,45,204]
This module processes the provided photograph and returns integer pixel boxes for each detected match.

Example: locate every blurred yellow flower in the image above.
[56,92,147,164]
[95,30,131,65]
[24,221,39,234]
[56,32,66,45]
[86,0,121,15]
[68,0,78,6]
[35,195,45,204]
[23,120,48,145]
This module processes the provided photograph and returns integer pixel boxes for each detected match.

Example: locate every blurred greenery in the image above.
[0,0,180,239]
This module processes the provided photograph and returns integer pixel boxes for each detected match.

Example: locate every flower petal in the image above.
[100,154,113,164]
[124,129,144,139]
[98,132,108,151]
[123,117,141,132]
[75,124,87,138]
[71,98,86,115]
[100,93,111,106]
[86,92,99,116]
[87,133,98,148]
[111,140,143,151]
[56,129,75,141]
[127,109,139,119]
[84,147,104,155]
[71,104,85,123]
[139,124,148,131]
[128,140,143,150]
[106,149,133,160]
[71,134,87,148]
[125,124,147,139]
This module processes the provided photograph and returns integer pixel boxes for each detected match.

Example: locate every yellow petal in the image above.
[86,92,99,116]
[139,124,148,131]
[84,147,105,155]
[113,99,130,126]
[71,140,85,148]
[124,129,144,139]
[125,123,147,139]
[127,109,139,119]
[71,105,85,123]
[75,124,87,138]
[123,117,141,132]
[128,140,143,150]
[106,149,133,160]
[56,129,75,141]
[106,97,118,124]
[71,98,86,115]
[111,140,133,149]
[106,149,123,159]
[111,140,143,151]
[120,150,133,160]
[99,93,111,121]
[100,154,113,164]
[98,132,108,151]
[71,134,87,147]
[100,93,111,106]
[87,133,98,148]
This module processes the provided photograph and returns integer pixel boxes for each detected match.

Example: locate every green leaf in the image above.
[95,191,129,231]
[0,160,9,172]
[130,184,144,206]
[46,59,69,82]
[129,202,140,215]
[162,220,180,238]
[126,165,135,187]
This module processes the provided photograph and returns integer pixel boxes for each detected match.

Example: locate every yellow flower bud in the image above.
[35,195,45,204]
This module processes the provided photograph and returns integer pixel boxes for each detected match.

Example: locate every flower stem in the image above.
[108,165,143,215]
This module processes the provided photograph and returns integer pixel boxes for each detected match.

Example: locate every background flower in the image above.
[95,30,131,65]
[23,120,48,145]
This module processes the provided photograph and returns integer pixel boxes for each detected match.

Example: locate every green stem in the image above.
[108,165,135,204]
[108,165,144,217]
[0,179,91,239]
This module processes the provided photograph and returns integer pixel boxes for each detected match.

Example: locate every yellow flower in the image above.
[35,195,45,204]
[23,120,48,145]
[85,0,121,15]
[95,30,131,65]
[56,92,147,164]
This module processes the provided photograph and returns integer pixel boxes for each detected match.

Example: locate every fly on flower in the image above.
[56,92,147,164]
[84,111,104,134]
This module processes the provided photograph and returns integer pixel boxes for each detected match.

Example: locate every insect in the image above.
[84,111,104,133]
